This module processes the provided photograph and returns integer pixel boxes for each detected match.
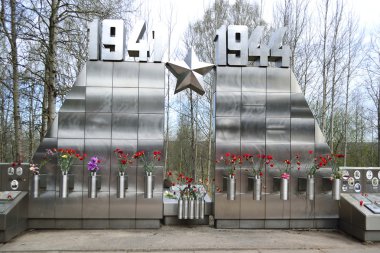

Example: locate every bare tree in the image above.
[0,0,23,161]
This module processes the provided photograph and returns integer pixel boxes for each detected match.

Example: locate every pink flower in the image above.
[281,173,290,179]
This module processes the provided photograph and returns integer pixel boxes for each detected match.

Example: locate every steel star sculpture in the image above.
[166,48,214,96]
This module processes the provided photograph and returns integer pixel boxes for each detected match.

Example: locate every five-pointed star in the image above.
[166,48,214,96]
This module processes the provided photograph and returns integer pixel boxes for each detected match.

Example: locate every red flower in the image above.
[11,162,16,167]
[243,153,252,160]
[270,163,274,168]
[360,200,364,206]
[79,157,84,161]
[267,155,273,160]
[259,171,263,177]
[121,160,127,165]
[308,150,313,154]
[261,154,266,159]
[76,154,80,158]
[225,152,231,157]
[284,159,291,165]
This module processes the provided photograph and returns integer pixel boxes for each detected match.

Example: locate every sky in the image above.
[137,0,380,59]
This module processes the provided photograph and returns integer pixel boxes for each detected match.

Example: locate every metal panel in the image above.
[138,114,164,140]
[242,92,266,106]
[267,68,290,93]
[85,113,112,139]
[291,93,314,118]
[45,116,59,138]
[265,143,291,219]
[241,105,265,118]
[74,65,86,87]
[66,86,86,100]
[113,62,139,87]
[55,191,83,218]
[28,191,55,218]
[214,141,241,219]
[139,63,164,89]
[82,219,109,229]
[291,118,315,144]
[86,87,112,113]
[60,99,85,113]
[112,88,138,113]
[266,118,290,143]
[315,167,338,218]
[138,88,165,114]
[215,92,241,116]
[290,144,315,219]
[61,86,86,113]
[135,192,163,219]
[266,93,290,118]
[58,112,85,139]
[240,142,266,219]
[110,192,136,218]
[82,192,110,219]
[241,116,265,142]
[215,117,241,142]
[111,113,138,140]
[136,139,164,194]
[136,156,163,219]
[32,138,57,191]
[216,67,241,92]
[84,138,111,192]
[290,71,302,93]
[86,61,113,87]
[242,67,266,92]
[111,139,137,192]
[315,122,331,155]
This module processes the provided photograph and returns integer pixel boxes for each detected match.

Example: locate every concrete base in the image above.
[28,219,160,229]
[339,193,380,241]
[215,219,338,229]
[163,216,209,225]
[0,192,28,243]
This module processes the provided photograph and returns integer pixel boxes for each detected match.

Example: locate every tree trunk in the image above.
[190,90,196,179]
[7,0,22,161]
[0,89,5,162]
[321,0,329,134]
[45,0,59,132]
[378,86,380,166]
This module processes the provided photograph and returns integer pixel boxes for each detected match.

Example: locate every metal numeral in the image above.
[227,25,248,66]
[248,26,269,67]
[101,19,125,61]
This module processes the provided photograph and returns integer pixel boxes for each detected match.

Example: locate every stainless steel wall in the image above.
[214,66,337,228]
[28,61,165,228]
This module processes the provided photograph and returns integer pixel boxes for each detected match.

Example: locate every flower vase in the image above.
[189,198,195,219]
[144,172,154,199]
[183,198,189,219]
[199,197,205,219]
[253,175,262,201]
[307,175,315,201]
[88,172,97,198]
[117,172,127,199]
[33,174,39,198]
[227,175,236,200]
[332,178,341,200]
[178,198,183,219]
[280,178,289,200]
[194,198,200,219]
[60,172,69,198]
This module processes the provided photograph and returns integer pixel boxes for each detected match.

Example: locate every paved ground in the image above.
[0,225,380,253]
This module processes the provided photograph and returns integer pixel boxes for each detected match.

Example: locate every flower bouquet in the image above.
[113,148,134,176]
[133,150,162,174]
